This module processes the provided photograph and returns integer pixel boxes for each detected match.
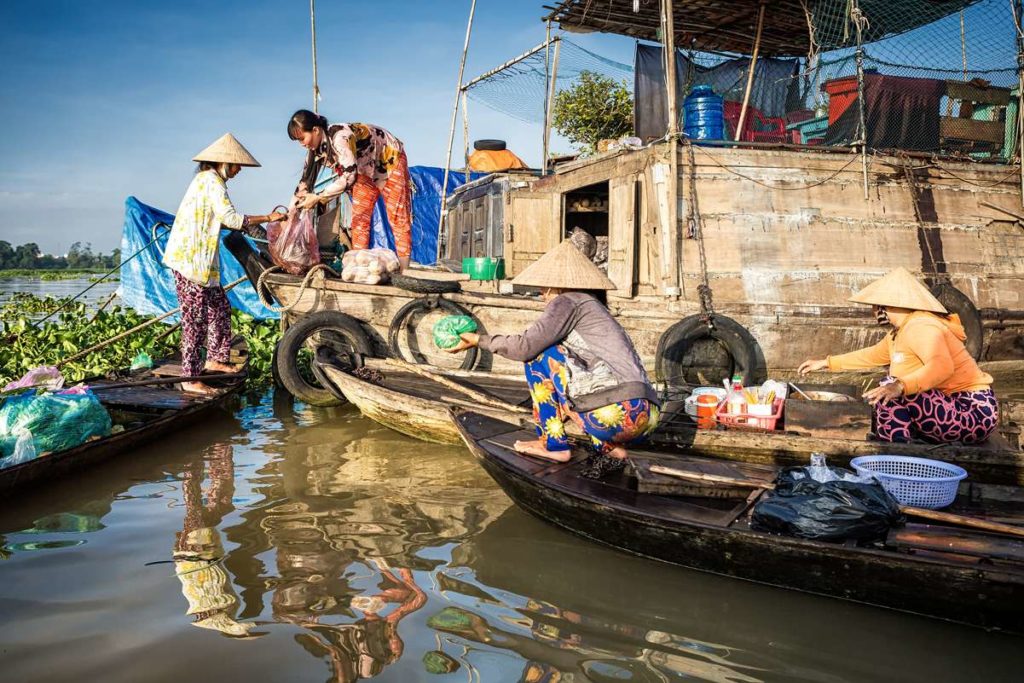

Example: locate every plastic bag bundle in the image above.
[433,315,478,350]
[751,465,903,542]
[267,209,320,275]
[0,389,113,465]
[340,248,401,285]
[2,366,65,393]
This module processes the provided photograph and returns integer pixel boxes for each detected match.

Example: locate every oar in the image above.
[385,358,530,415]
[56,276,247,368]
[91,372,245,390]
[649,465,1024,540]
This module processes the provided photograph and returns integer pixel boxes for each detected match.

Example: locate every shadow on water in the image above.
[0,389,1021,683]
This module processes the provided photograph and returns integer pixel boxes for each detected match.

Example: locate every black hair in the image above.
[287,109,331,194]
[196,160,222,174]
[287,109,328,140]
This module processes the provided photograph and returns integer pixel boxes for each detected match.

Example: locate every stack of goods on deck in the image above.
[341,248,401,285]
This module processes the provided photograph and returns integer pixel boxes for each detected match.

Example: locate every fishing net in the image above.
[470,0,1020,162]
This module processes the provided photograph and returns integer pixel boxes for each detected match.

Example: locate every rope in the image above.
[684,143,715,325]
[31,223,171,329]
[255,263,340,314]
[691,144,862,190]
[926,158,1021,188]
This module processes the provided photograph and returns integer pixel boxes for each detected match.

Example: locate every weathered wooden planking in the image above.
[887,524,1024,563]
[631,454,775,498]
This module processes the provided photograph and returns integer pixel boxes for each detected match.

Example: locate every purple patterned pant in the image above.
[173,272,232,377]
[874,382,999,444]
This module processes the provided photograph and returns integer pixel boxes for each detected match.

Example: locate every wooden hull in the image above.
[318,360,529,445]
[0,349,247,495]
[453,410,1024,633]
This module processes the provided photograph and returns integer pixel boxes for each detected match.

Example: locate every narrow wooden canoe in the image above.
[317,357,530,444]
[452,409,1024,632]
[314,360,1024,485]
[0,341,248,494]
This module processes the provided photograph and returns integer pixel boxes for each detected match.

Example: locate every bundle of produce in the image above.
[432,315,478,350]
[340,248,401,285]
[0,387,112,467]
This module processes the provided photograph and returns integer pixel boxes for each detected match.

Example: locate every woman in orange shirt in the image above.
[799,268,997,444]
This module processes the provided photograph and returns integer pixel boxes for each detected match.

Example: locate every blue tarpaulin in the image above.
[120,166,480,321]
[118,196,277,320]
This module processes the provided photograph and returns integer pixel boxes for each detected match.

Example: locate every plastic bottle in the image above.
[726,373,746,415]
[808,452,839,483]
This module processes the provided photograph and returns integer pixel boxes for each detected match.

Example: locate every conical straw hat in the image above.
[511,239,616,290]
[192,133,261,167]
[848,267,947,313]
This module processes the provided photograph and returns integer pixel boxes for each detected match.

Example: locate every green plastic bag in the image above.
[130,351,153,371]
[0,389,112,461]
[432,315,478,350]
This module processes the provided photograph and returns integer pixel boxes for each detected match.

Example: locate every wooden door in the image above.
[607,175,638,298]
[505,191,561,276]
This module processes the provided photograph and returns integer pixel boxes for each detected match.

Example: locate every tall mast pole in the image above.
[310,0,320,112]
[437,0,478,264]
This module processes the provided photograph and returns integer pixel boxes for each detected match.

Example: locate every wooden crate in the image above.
[784,383,872,440]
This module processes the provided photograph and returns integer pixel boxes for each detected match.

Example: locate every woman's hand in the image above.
[798,358,828,375]
[444,332,479,354]
[864,380,904,405]
[296,193,322,210]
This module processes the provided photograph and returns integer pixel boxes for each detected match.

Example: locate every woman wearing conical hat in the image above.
[799,268,997,444]
[164,133,286,395]
[446,241,661,479]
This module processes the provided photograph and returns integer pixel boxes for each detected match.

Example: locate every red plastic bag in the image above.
[266,209,319,275]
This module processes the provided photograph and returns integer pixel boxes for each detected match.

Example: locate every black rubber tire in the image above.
[655,314,759,387]
[275,311,373,406]
[930,283,984,360]
[390,273,461,294]
[389,298,479,371]
[270,342,285,389]
[473,139,507,151]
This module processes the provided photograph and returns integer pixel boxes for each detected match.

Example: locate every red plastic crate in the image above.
[714,398,785,431]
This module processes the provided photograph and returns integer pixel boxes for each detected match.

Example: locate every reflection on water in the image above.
[0,390,1021,683]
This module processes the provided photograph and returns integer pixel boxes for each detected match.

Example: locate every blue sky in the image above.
[0,1,634,254]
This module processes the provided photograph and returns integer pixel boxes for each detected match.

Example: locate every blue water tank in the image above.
[683,85,725,141]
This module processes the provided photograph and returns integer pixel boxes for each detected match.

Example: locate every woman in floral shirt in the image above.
[164,133,285,395]
[287,110,412,269]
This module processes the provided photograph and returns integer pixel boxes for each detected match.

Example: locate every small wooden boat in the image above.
[452,409,1024,632]
[316,359,1024,485]
[0,340,248,494]
[316,357,530,444]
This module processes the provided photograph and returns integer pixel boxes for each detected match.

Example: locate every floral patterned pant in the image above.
[173,272,232,377]
[349,151,412,259]
[525,345,660,454]
[874,381,999,444]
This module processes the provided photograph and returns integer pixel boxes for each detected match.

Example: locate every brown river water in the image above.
[1,280,1022,682]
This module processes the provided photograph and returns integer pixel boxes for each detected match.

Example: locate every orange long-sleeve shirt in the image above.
[827,312,992,396]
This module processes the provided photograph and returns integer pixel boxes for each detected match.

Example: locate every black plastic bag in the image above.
[751,466,904,542]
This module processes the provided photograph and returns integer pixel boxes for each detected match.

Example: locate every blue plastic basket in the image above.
[850,455,967,509]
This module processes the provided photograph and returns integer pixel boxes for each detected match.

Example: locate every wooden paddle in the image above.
[385,358,530,415]
[649,464,1024,540]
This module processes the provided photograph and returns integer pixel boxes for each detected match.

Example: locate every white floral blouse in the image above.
[164,170,245,285]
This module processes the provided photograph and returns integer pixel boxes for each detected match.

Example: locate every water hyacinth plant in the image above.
[0,294,279,386]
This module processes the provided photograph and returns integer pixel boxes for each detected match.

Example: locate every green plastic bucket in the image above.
[462,257,505,281]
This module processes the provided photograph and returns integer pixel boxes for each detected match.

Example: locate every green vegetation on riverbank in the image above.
[0,269,114,281]
[0,294,278,386]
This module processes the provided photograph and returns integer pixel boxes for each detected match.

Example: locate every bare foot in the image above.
[204,360,239,374]
[181,381,220,396]
[513,439,571,462]
[606,445,628,460]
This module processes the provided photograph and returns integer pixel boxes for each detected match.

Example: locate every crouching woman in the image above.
[447,241,660,478]
[799,268,997,444]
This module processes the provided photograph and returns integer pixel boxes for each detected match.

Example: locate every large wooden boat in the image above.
[316,357,1024,485]
[0,342,248,494]
[452,409,1024,632]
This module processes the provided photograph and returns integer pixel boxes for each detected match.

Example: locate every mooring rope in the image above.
[255,263,340,314]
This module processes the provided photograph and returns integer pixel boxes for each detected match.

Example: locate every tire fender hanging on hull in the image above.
[655,314,759,387]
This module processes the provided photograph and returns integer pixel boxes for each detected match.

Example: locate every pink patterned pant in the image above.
[173,272,232,377]
[874,381,999,444]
